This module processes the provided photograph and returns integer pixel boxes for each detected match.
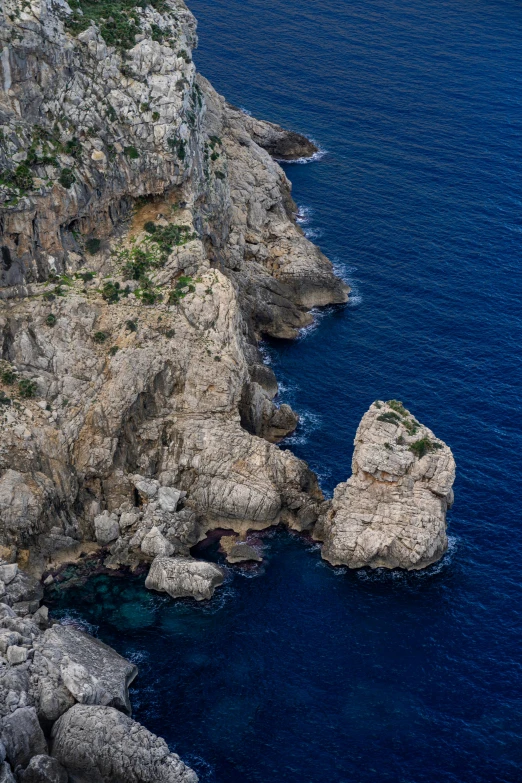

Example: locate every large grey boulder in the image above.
[145,557,224,601]
[19,755,67,783]
[51,705,198,783]
[36,625,137,714]
[0,761,15,783]
[315,401,456,570]
[1,707,47,770]
[94,512,120,546]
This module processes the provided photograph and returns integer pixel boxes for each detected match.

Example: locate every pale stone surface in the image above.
[94,513,120,546]
[51,705,198,783]
[34,625,137,715]
[145,556,224,601]
[140,527,174,558]
[315,401,456,570]
[6,646,27,665]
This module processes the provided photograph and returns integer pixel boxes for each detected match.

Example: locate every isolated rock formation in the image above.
[145,555,224,600]
[315,401,455,570]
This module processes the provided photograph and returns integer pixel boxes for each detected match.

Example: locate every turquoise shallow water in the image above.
[49,0,522,780]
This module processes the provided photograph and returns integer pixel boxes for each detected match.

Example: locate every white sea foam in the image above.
[276,147,327,165]
[58,611,98,636]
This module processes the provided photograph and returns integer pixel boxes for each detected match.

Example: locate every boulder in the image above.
[145,557,224,601]
[316,400,455,570]
[19,755,67,783]
[0,762,15,783]
[1,707,47,770]
[6,646,27,665]
[140,527,174,558]
[51,704,197,783]
[94,513,120,546]
[36,625,137,714]
[157,487,182,513]
[0,567,17,587]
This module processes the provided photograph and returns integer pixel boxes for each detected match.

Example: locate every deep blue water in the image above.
[48,0,522,781]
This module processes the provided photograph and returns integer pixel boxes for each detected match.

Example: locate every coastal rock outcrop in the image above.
[51,704,198,783]
[145,556,224,600]
[315,401,455,570]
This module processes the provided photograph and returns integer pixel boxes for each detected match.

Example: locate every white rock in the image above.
[94,512,120,545]
[6,645,28,664]
[157,486,181,513]
[0,564,18,585]
[145,556,224,601]
[140,527,174,558]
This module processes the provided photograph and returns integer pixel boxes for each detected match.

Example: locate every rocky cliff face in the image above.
[315,400,455,570]
[0,0,348,578]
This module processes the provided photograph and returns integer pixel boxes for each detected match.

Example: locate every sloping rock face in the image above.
[51,704,198,783]
[315,401,455,570]
[0,0,346,575]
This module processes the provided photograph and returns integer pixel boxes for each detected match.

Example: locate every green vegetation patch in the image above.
[63,0,171,52]
[409,437,443,459]
[18,379,37,398]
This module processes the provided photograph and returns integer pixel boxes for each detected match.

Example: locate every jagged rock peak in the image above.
[315,400,456,570]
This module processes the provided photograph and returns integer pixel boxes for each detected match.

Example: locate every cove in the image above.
[48,0,522,781]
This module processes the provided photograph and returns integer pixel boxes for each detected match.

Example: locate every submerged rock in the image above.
[220,536,262,564]
[315,401,455,570]
[51,704,198,783]
[145,557,224,601]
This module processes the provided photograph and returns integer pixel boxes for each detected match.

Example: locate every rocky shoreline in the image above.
[0,0,454,780]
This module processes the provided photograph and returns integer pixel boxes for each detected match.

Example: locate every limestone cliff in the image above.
[0,0,348,577]
[314,400,456,570]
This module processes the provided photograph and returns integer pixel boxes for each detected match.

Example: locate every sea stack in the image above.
[315,401,456,570]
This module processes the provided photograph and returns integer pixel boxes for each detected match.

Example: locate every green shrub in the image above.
[138,288,157,305]
[409,437,443,459]
[165,329,175,338]
[387,399,408,416]
[65,137,82,159]
[11,164,33,190]
[109,346,119,356]
[144,221,157,234]
[45,314,57,327]
[86,238,101,255]
[403,418,419,436]
[152,111,160,121]
[101,281,122,303]
[178,48,191,63]
[93,331,108,343]
[215,171,225,180]
[124,146,139,159]
[377,411,401,425]
[76,271,94,282]
[126,319,138,332]
[59,168,75,188]
[18,379,37,398]
[1,368,17,385]
[0,391,11,406]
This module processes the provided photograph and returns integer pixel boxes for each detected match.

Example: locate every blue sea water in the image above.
[48,0,522,781]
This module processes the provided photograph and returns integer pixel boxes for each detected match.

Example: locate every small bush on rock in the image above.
[93,331,108,343]
[86,238,101,255]
[59,168,75,188]
[18,379,37,398]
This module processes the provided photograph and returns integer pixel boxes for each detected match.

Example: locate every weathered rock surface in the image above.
[34,624,137,715]
[145,556,224,600]
[220,535,262,563]
[315,401,456,570]
[1,707,47,770]
[51,704,198,783]
[19,755,67,783]
[0,0,343,581]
